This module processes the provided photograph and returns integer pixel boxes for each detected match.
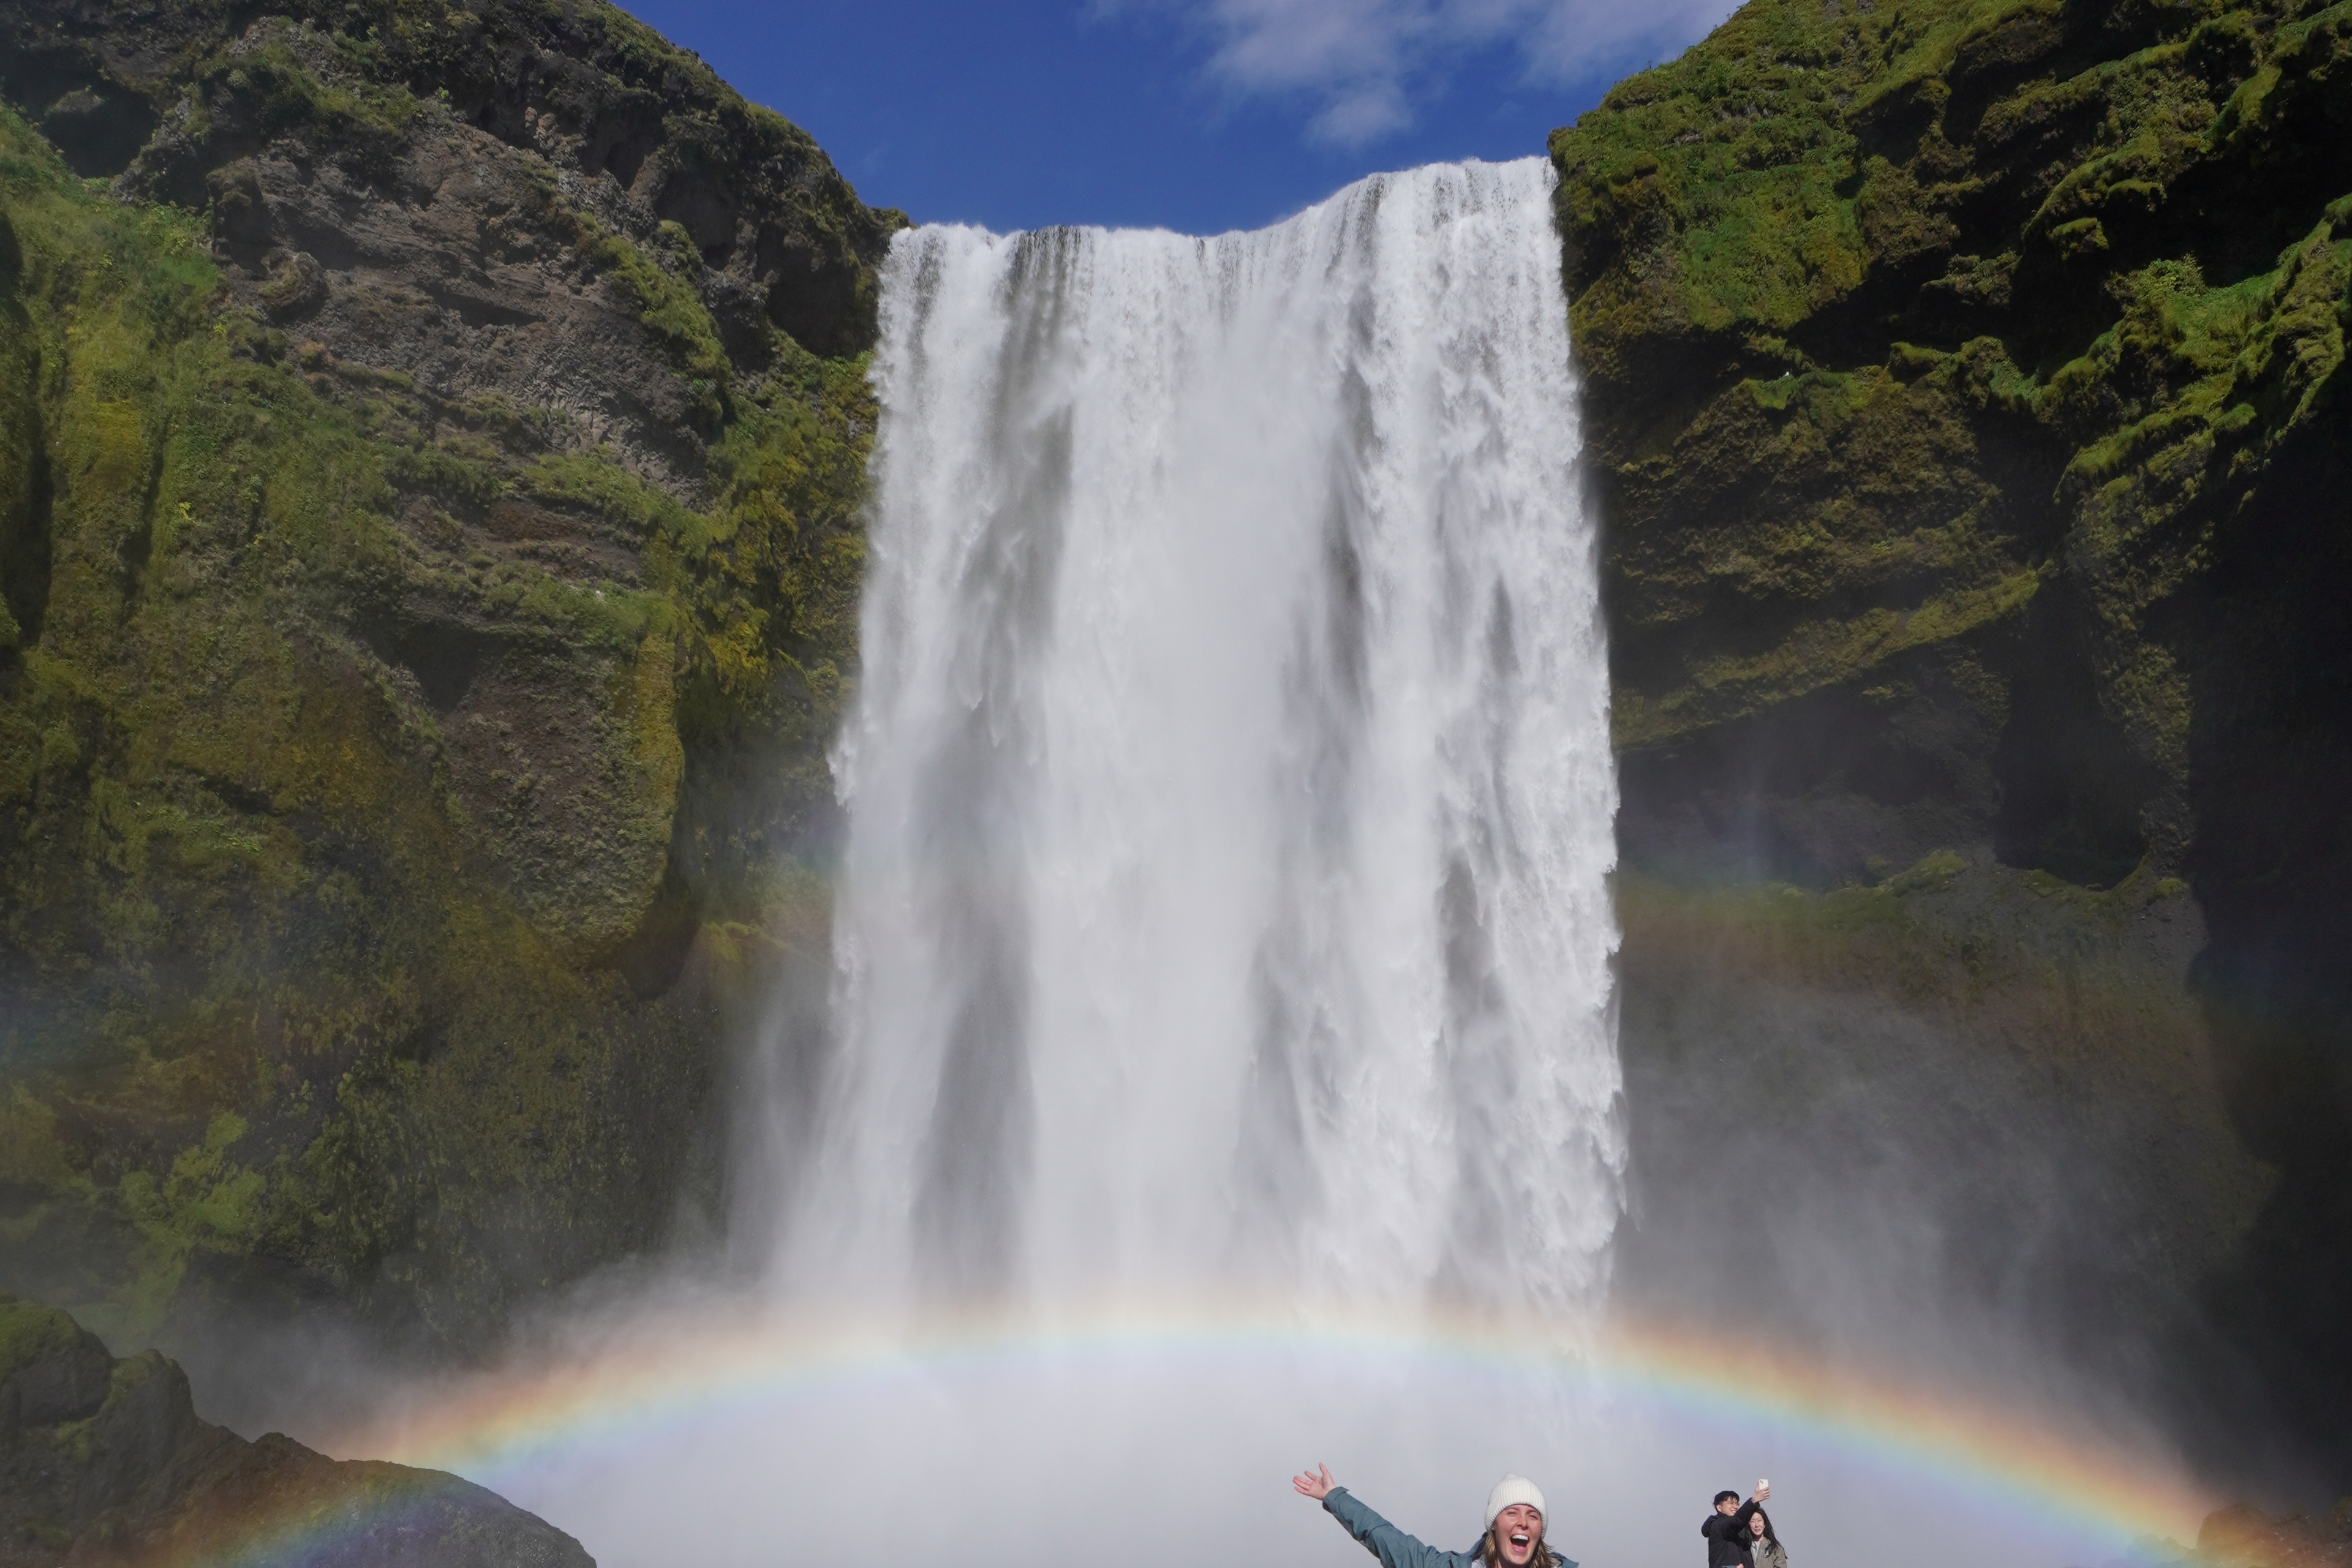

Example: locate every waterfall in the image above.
[778,156,1622,1322]
[415,160,2180,1568]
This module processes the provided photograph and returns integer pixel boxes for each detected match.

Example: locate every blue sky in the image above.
[620,0,1741,235]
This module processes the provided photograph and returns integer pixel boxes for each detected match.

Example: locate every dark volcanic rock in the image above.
[0,0,883,1367]
[1551,0,2352,1485]
[2198,1499,2352,1568]
[0,1294,591,1567]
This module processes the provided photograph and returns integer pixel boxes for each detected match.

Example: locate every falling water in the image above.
[404,162,2184,1568]
[778,156,1623,1320]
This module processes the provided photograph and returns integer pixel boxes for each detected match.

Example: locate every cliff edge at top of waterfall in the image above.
[0,0,891,1380]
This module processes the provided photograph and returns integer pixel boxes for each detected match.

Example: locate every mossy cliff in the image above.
[6,0,2349,1498]
[0,1292,589,1564]
[1551,0,2351,1480]
[0,0,895,1359]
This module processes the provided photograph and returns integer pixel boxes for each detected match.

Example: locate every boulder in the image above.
[0,1294,591,1568]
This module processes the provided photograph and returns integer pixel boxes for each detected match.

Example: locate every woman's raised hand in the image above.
[1293,1464,1336,1500]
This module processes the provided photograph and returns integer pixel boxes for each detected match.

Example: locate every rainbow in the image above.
[261,1297,2216,1562]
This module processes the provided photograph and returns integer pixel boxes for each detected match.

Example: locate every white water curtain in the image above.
[777,157,1622,1323]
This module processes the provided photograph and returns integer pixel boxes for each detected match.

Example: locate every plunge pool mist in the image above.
[342,160,2203,1568]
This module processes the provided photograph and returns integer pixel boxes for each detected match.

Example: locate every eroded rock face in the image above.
[0,0,881,1359]
[147,12,740,501]
[14,2,892,955]
[203,123,713,492]
[0,1294,592,1567]
[1556,0,2350,889]
[1550,0,2351,1484]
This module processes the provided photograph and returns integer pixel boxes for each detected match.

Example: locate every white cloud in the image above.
[1102,0,1741,145]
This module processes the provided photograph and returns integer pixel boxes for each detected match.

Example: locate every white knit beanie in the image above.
[1485,1474,1547,1529]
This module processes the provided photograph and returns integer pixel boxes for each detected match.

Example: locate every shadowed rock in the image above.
[2196,1501,2352,1568]
[0,1294,591,1567]
[1551,0,2352,1487]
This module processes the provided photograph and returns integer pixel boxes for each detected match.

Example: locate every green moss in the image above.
[1557,0,2352,880]
[0,1292,95,1382]
[588,219,731,429]
[0,72,881,1347]
[1624,848,2212,1017]
[209,28,424,177]
[1619,567,2042,743]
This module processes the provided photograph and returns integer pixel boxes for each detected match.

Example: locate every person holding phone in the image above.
[1702,1480,1773,1568]
[1292,1464,1576,1568]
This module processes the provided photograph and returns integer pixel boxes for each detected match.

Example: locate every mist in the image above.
[165,157,2239,1568]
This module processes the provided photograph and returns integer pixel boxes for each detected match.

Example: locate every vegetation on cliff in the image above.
[1551,0,2351,1480]
[1554,0,2348,883]
[4,0,2345,1497]
[0,0,896,1355]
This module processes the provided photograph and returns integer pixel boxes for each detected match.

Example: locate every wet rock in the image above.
[2197,1502,2352,1568]
[1551,0,2352,1483]
[0,1294,592,1568]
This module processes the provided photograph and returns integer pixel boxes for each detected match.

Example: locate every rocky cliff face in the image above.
[0,1292,590,1566]
[1551,0,2350,1485]
[6,0,2348,1502]
[0,0,891,1360]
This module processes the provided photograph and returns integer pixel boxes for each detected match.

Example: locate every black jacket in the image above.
[1702,1501,1762,1568]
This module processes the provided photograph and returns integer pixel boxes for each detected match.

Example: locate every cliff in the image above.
[0,1292,589,1566]
[4,0,2349,1502]
[0,0,892,1358]
[1551,0,2351,1483]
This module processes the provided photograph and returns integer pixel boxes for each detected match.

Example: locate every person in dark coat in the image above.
[1701,1482,1771,1568]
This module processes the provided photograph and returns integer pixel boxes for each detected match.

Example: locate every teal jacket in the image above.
[1322,1488,1578,1568]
